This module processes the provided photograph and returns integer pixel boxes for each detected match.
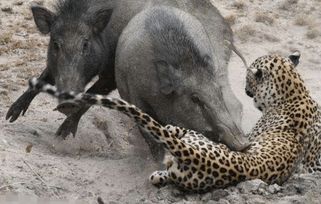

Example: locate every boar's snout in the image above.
[54,75,86,116]
[204,128,249,152]
[216,124,249,152]
[200,98,249,152]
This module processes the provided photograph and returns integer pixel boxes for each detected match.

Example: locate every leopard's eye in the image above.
[53,41,60,51]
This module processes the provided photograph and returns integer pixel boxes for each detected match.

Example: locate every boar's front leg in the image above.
[56,75,116,138]
[55,106,89,138]
[6,68,53,122]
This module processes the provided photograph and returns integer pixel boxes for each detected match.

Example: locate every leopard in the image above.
[245,51,321,174]
[28,51,321,192]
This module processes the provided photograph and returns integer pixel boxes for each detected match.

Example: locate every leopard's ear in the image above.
[288,51,300,67]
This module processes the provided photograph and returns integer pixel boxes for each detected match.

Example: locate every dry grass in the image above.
[231,1,245,10]
[255,12,274,25]
[22,9,34,21]
[1,6,13,14]
[267,50,286,56]
[0,64,10,71]
[1,34,45,54]
[0,47,9,55]
[225,14,237,25]
[236,25,256,42]
[263,33,280,42]
[294,15,313,26]
[0,89,10,104]
[0,32,13,45]
[306,29,320,39]
[25,52,42,62]
[279,0,299,10]
[13,19,38,34]
[13,1,24,6]
[32,0,45,6]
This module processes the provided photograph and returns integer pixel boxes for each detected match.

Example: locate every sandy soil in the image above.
[0,0,321,203]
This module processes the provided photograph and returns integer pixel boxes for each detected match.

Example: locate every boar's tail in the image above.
[29,77,196,161]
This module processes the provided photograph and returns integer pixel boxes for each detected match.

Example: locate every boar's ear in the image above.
[31,5,55,34]
[154,60,180,95]
[91,8,113,34]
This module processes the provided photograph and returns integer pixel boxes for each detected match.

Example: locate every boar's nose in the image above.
[217,124,250,152]
[226,132,250,151]
[204,129,249,152]
[55,100,80,116]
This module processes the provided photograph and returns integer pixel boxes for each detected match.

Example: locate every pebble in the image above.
[212,189,229,201]
[1,6,13,14]
[236,179,267,194]
[13,1,23,6]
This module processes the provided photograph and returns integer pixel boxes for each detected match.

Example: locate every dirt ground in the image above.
[0,0,321,203]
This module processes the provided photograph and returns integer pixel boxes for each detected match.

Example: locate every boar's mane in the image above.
[145,8,210,71]
[54,0,91,20]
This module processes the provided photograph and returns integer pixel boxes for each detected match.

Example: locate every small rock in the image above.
[246,197,266,204]
[31,130,40,137]
[212,189,229,201]
[217,199,230,204]
[283,174,319,195]
[40,118,48,122]
[201,192,213,201]
[170,188,184,197]
[32,0,44,6]
[14,1,24,6]
[224,192,246,204]
[0,90,8,96]
[1,6,13,14]
[25,143,33,153]
[237,179,267,194]
[257,186,269,196]
[185,193,201,201]
[267,184,282,194]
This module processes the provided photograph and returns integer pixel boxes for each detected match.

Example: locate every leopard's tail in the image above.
[29,77,195,160]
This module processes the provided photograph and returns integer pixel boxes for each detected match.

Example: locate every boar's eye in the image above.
[82,39,89,53]
[191,94,206,108]
[53,41,60,51]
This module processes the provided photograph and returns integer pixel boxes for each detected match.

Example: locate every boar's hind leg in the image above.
[140,129,165,162]
[134,100,165,162]
[56,74,116,138]
[6,68,53,122]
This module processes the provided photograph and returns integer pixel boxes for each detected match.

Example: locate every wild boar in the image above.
[6,0,247,157]
[115,5,247,160]
[6,0,115,136]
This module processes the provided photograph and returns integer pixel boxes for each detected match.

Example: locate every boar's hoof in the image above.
[55,102,80,116]
[6,101,29,122]
[56,117,79,139]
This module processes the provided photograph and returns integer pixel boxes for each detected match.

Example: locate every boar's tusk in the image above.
[224,40,249,69]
